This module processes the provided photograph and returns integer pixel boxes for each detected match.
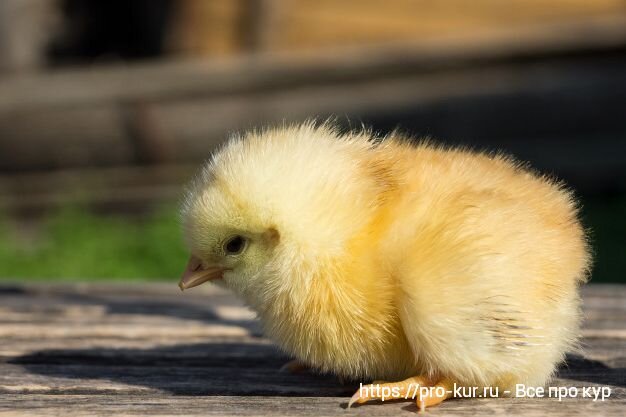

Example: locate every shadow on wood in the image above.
[9,343,354,397]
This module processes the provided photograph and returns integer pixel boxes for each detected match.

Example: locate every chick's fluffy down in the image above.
[182,122,590,392]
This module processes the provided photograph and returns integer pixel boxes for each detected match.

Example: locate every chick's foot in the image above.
[278,359,308,374]
[348,376,453,412]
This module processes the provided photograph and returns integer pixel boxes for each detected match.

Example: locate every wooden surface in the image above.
[0,283,624,416]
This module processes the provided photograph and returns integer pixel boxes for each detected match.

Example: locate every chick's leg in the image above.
[348,376,432,407]
[415,378,454,412]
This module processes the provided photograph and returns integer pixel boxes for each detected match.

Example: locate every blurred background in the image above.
[0,0,624,282]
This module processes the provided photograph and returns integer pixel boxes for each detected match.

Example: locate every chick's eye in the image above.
[224,235,246,255]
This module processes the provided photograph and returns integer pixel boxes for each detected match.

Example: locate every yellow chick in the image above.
[179,122,590,410]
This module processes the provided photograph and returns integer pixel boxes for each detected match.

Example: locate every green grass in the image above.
[0,195,623,282]
[0,206,187,281]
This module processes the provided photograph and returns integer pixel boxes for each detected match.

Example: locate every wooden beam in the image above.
[1,15,626,112]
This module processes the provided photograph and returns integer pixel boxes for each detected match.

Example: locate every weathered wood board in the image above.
[0,283,624,416]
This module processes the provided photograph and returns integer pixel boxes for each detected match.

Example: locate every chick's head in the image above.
[179,178,280,298]
[178,123,393,313]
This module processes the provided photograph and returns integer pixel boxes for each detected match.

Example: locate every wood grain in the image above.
[0,283,623,415]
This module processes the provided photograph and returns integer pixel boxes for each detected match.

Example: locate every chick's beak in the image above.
[179,255,225,291]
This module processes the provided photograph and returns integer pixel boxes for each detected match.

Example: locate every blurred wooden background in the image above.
[170,0,626,55]
[0,0,626,217]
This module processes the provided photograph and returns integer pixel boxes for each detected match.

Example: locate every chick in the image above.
[179,122,590,410]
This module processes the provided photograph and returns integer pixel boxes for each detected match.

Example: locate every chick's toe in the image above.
[348,375,443,409]
[416,378,454,412]
[278,359,308,374]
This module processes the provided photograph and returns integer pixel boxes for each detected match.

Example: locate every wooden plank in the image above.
[0,394,624,416]
[0,283,623,415]
[2,54,626,181]
[171,0,626,55]
[275,0,626,50]
[0,164,197,215]
[2,17,626,177]
[1,15,626,113]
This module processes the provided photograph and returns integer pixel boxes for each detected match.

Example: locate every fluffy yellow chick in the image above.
[179,122,590,410]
